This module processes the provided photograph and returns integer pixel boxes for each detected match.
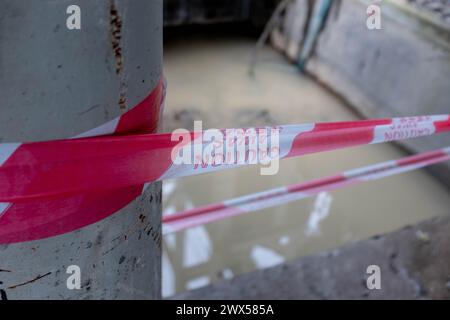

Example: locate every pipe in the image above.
[0,0,163,299]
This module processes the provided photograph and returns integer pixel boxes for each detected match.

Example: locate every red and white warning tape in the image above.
[162,146,450,234]
[0,79,166,243]
[2,115,448,203]
[0,77,449,242]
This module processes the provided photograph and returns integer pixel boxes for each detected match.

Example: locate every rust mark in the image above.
[7,272,52,289]
[110,1,123,75]
[118,94,126,111]
[109,0,127,112]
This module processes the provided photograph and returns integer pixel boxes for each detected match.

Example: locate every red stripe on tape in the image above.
[286,119,392,157]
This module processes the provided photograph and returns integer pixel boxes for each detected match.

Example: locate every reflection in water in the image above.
[305,192,333,236]
[250,246,285,269]
[183,227,212,268]
[162,36,450,297]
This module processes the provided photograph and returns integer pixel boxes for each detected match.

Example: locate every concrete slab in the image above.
[172,215,450,299]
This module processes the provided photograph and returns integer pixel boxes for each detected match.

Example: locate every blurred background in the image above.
[161,0,450,298]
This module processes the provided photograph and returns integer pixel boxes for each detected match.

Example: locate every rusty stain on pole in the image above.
[0,0,163,299]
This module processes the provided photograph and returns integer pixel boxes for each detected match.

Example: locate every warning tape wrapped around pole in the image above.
[0,114,449,243]
[162,146,450,234]
[0,0,164,299]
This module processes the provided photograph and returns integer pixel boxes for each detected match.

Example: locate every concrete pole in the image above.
[0,0,163,299]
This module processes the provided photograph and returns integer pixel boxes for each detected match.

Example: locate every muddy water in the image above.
[161,36,450,297]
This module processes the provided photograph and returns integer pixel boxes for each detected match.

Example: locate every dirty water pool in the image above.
[161,34,450,297]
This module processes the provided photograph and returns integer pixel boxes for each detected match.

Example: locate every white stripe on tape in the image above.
[443,147,450,155]
[0,143,21,166]
[237,192,309,212]
[343,160,397,180]
[371,116,446,144]
[73,117,120,139]
[224,186,288,207]
[0,202,10,217]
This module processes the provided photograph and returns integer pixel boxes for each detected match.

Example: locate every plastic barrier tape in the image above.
[163,146,450,234]
[0,76,448,242]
